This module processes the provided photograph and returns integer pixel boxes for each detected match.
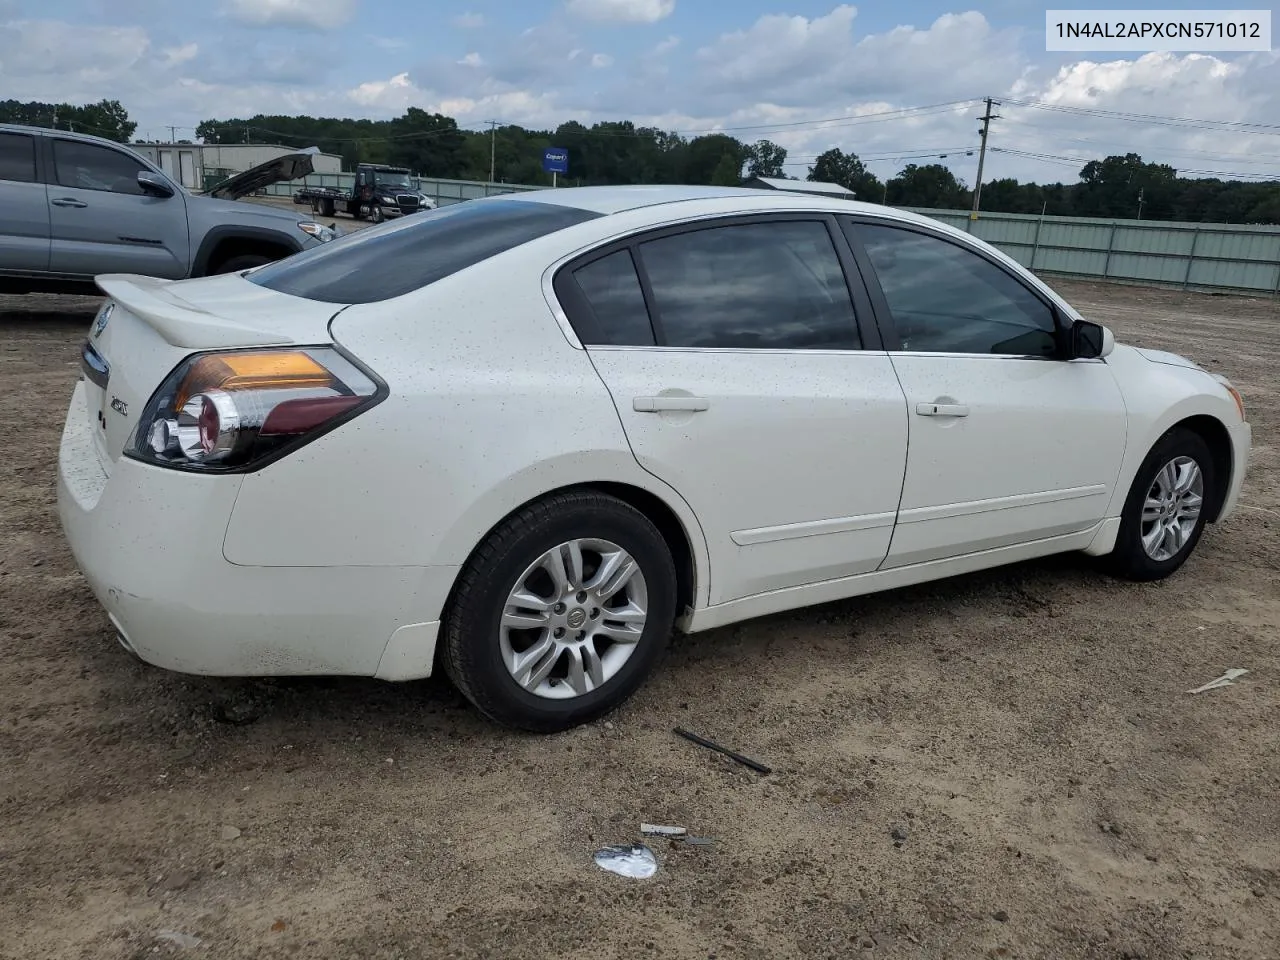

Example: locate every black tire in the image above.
[369,204,385,224]
[212,254,272,275]
[1104,427,1216,582]
[441,491,677,733]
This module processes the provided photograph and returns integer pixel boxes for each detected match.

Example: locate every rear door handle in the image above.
[633,396,710,413]
[51,197,88,208]
[915,402,969,418]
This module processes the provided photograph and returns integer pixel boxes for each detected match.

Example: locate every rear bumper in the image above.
[56,380,452,680]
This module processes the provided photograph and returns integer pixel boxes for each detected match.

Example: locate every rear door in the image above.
[556,214,910,605]
[0,130,51,273]
[46,137,191,279]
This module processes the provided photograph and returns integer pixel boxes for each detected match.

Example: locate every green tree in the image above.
[744,139,787,178]
[886,163,970,208]
[807,148,881,199]
[0,98,135,141]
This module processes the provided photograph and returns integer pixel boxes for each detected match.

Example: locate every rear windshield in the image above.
[248,198,602,304]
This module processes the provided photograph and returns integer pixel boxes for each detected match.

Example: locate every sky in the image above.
[1,0,1278,186]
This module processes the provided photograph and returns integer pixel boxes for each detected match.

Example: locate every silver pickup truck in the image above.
[0,124,339,295]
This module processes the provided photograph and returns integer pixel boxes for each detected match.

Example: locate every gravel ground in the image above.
[1,278,1277,960]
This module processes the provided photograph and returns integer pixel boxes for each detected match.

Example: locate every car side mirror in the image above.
[137,171,175,198]
[1070,319,1114,359]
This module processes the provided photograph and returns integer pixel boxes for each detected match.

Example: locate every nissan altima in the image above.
[57,185,1251,731]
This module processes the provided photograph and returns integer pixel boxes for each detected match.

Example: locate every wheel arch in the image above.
[191,225,303,276]
[1171,413,1234,523]
[436,478,709,635]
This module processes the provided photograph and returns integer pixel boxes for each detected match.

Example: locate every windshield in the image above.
[374,171,413,190]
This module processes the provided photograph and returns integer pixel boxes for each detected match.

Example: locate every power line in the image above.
[1004,98,1280,137]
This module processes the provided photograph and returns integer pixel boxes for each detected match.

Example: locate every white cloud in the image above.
[163,43,199,66]
[2,5,1278,188]
[452,12,485,29]
[565,0,675,25]
[223,0,355,30]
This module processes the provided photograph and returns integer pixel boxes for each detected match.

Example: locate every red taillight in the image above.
[131,346,382,472]
[260,395,364,436]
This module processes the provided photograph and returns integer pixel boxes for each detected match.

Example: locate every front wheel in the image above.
[1105,427,1215,581]
[441,492,677,732]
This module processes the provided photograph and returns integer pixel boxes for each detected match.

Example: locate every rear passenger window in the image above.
[0,133,36,183]
[572,251,655,346]
[636,220,860,350]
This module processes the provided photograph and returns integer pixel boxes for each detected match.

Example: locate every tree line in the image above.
[4,99,1278,223]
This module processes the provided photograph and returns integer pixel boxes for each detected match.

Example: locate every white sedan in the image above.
[57,186,1251,731]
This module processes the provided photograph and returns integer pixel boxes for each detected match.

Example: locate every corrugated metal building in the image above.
[743,176,857,199]
[130,142,343,191]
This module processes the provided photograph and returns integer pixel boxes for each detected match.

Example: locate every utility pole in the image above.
[970,97,1000,222]
[168,125,177,142]
[1137,186,1145,219]
[487,120,498,183]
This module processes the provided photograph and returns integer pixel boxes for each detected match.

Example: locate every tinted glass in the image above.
[0,133,36,183]
[636,220,859,350]
[856,223,1058,356]
[53,140,147,195]
[573,250,655,346]
[250,198,602,304]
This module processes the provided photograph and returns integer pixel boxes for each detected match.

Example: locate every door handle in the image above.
[915,401,969,418]
[633,396,710,413]
[51,197,88,208]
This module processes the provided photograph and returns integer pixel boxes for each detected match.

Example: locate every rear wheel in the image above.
[1105,427,1215,581]
[442,492,677,732]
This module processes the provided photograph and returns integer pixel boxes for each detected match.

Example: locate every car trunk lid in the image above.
[82,273,343,467]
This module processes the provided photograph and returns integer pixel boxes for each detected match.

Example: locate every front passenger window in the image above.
[52,140,148,196]
[855,223,1058,357]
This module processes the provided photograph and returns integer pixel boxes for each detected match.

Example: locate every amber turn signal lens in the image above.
[175,351,334,410]
[1227,385,1245,421]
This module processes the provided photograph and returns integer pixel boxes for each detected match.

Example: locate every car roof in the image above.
[0,122,125,149]
[502,183,949,230]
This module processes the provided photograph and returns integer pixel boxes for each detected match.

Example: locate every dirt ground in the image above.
[1,278,1277,960]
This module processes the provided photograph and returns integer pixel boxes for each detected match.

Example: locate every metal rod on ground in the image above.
[673,728,772,774]
[1183,227,1201,290]
[488,120,497,184]
[1030,200,1047,271]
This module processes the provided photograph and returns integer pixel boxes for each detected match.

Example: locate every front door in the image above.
[558,216,910,604]
[0,130,50,273]
[846,219,1128,568]
[46,137,190,279]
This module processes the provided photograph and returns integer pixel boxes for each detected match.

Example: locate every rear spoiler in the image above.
[94,274,292,350]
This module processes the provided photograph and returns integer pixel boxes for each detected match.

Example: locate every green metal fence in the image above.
[258,173,1280,295]
[905,207,1280,296]
[261,172,543,208]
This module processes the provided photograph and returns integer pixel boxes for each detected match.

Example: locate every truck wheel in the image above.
[370,204,385,224]
[321,198,336,218]
[213,254,271,275]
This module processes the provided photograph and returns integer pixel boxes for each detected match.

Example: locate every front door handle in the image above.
[51,197,88,208]
[633,396,710,413]
[915,401,969,418]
